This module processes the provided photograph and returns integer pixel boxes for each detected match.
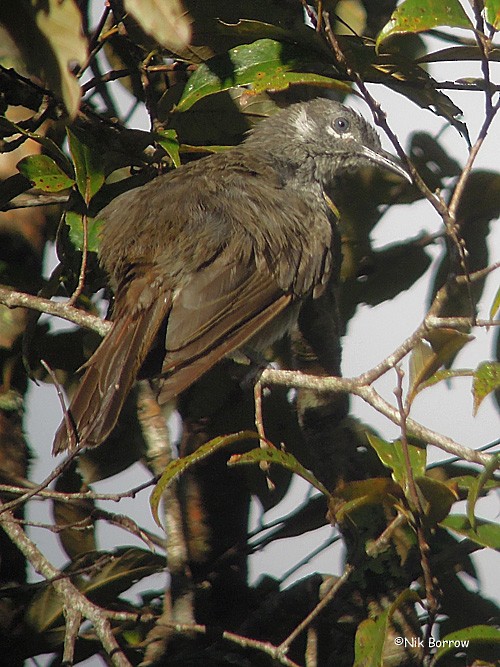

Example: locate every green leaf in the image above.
[408,339,435,396]
[485,0,500,29]
[353,617,387,667]
[176,39,349,112]
[367,435,427,493]
[228,447,331,497]
[449,474,499,493]
[490,285,500,320]
[150,431,259,528]
[0,0,87,118]
[333,478,401,524]
[440,514,500,550]
[377,0,473,48]
[415,476,457,526]
[417,46,500,64]
[408,330,473,403]
[433,625,500,663]
[411,368,474,399]
[54,465,96,560]
[124,0,191,53]
[65,211,102,253]
[408,330,473,404]
[354,589,421,667]
[79,546,164,601]
[67,128,105,202]
[26,547,163,632]
[466,454,500,531]
[473,361,500,415]
[155,128,181,168]
[17,155,75,193]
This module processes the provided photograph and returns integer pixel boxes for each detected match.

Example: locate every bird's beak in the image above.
[361,146,412,183]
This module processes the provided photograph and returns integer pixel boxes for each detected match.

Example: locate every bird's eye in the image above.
[334,117,350,133]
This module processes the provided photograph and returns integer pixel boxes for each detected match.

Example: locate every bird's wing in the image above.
[158,243,292,402]
[52,272,172,453]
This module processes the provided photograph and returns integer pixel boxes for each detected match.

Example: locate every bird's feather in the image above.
[52,276,172,452]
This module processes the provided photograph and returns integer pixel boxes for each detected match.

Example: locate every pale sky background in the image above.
[20,10,500,665]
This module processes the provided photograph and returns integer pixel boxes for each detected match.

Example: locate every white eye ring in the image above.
[334,117,350,133]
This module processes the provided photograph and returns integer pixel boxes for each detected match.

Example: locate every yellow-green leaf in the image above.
[408,338,435,398]
[65,211,103,253]
[367,435,426,493]
[124,0,191,54]
[466,453,500,531]
[377,0,473,49]
[440,514,500,549]
[408,330,472,404]
[354,589,421,667]
[333,478,401,524]
[415,476,457,526]
[490,285,500,319]
[150,431,259,528]
[433,625,500,663]
[354,616,387,667]
[17,154,75,193]
[410,368,474,399]
[472,361,500,415]
[485,0,500,29]
[67,128,105,202]
[448,474,499,493]
[155,128,181,168]
[229,447,331,498]
[0,0,87,118]
[176,39,349,112]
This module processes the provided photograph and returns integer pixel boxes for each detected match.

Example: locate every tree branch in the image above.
[260,368,494,467]
[0,500,132,667]
[0,285,110,336]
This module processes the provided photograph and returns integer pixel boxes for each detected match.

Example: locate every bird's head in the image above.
[247,98,411,186]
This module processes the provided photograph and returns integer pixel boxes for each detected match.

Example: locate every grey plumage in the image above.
[53,98,409,453]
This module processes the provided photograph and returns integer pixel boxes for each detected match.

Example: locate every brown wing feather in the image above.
[52,284,171,453]
[156,242,291,402]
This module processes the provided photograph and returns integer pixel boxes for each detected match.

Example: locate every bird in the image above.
[53,98,410,454]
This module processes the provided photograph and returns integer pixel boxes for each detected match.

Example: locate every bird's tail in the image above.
[52,297,170,454]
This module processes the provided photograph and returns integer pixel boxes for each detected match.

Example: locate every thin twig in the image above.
[260,368,494,467]
[365,513,407,557]
[394,366,422,513]
[0,477,157,502]
[278,565,354,654]
[394,367,439,656]
[471,0,493,115]
[0,446,83,514]
[322,12,445,216]
[81,68,131,94]
[41,359,78,451]
[136,382,193,665]
[1,192,70,210]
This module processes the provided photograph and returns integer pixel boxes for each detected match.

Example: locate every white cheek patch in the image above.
[326,126,355,140]
[294,107,317,138]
